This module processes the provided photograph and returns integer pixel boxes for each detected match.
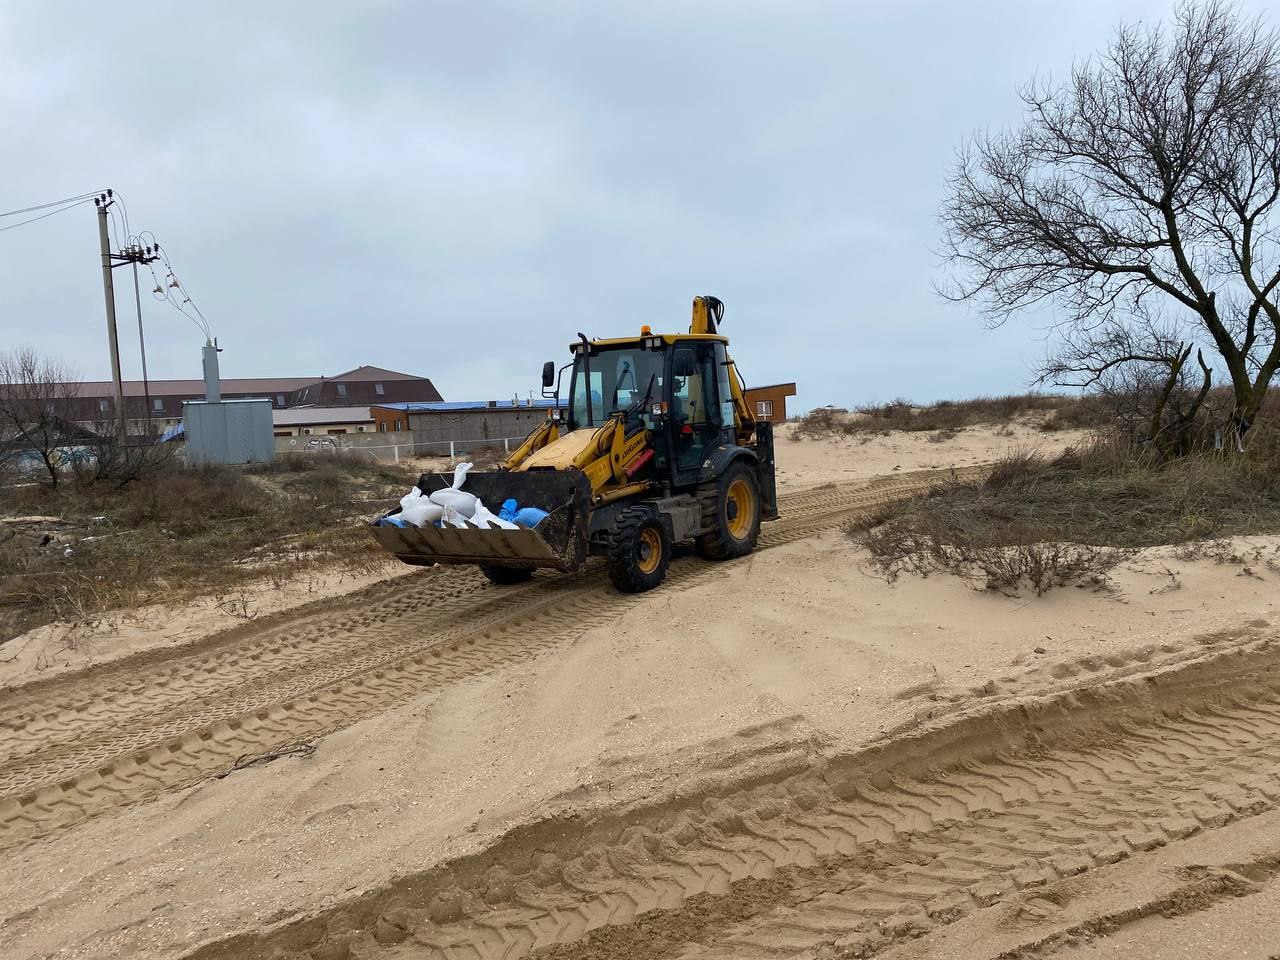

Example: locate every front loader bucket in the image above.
[369,469,592,571]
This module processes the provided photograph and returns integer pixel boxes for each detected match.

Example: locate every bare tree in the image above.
[940,1,1280,442]
[0,347,81,487]
[1041,309,1217,455]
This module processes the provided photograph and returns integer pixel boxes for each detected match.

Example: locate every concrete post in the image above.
[202,340,222,402]
[96,199,126,438]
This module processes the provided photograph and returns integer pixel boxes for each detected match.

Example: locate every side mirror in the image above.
[541,361,555,388]
[673,349,696,377]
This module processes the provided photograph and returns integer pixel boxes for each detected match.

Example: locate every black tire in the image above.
[607,507,670,593]
[696,460,762,560]
[479,564,535,586]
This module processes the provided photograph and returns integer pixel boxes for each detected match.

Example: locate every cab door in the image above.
[669,341,726,481]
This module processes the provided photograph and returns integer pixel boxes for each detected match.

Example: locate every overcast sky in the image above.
[0,0,1176,411]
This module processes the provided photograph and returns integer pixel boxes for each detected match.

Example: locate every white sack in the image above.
[399,499,444,528]
[442,505,472,529]
[429,487,478,517]
[399,486,424,511]
[470,498,518,530]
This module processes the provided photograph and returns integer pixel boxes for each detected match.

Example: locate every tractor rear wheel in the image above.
[696,460,761,560]
[479,564,535,586]
[607,507,670,593]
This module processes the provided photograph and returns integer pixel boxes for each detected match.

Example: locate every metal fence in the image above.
[272,431,532,463]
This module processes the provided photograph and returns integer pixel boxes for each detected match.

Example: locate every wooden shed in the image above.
[744,383,797,422]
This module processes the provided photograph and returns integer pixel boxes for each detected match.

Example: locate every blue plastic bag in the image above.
[499,498,519,522]
[513,506,548,528]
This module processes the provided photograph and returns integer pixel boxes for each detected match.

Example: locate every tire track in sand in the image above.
[179,641,1280,960]
[0,467,978,849]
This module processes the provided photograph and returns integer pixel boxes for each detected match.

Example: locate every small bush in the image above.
[859,524,1129,595]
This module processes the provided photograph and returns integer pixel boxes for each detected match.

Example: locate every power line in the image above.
[0,191,104,219]
[153,244,213,337]
[0,197,96,232]
[114,191,130,239]
[147,259,210,337]
[107,204,124,251]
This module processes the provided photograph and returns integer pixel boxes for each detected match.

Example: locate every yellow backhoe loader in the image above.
[370,296,777,592]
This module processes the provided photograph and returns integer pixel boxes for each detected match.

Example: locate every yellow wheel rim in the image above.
[637,527,663,574]
[726,479,755,540]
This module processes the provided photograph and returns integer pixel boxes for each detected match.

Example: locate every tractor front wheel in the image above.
[607,507,670,592]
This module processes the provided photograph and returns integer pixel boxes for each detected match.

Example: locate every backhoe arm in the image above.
[691,295,756,442]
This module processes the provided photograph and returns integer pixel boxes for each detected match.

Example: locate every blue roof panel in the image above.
[375,400,561,413]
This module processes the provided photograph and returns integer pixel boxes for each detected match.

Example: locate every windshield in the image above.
[568,346,664,430]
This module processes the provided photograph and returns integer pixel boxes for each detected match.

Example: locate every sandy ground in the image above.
[3,529,1277,958]
[879,804,1280,960]
[7,419,1270,960]
[0,565,416,691]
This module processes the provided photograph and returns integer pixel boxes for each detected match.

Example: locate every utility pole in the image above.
[95,188,161,440]
[94,191,126,439]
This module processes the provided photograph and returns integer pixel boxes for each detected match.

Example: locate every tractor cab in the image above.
[558,332,738,485]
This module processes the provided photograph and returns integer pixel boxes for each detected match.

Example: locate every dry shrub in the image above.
[794,406,847,439]
[0,454,418,645]
[860,524,1127,595]
[849,413,1280,594]
[243,453,319,475]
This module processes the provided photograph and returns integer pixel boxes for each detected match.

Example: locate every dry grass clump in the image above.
[858,527,1126,596]
[0,455,416,644]
[795,393,1102,440]
[848,423,1280,594]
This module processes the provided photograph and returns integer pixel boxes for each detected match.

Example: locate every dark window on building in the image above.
[393,420,402,432]
[98,399,111,413]
[336,384,348,398]
[277,393,286,406]
[152,398,164,412]
[756,400,773,418]
[374,383,385,396]
[379,422,388,433]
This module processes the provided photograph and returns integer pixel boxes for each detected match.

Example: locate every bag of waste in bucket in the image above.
[471,498,519,530]
[442,505,473,529]
[513,506,549,528]
[428,461,477,517]
[400,486,424,511]
[400,498,445,528]
[497,497,548,528]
